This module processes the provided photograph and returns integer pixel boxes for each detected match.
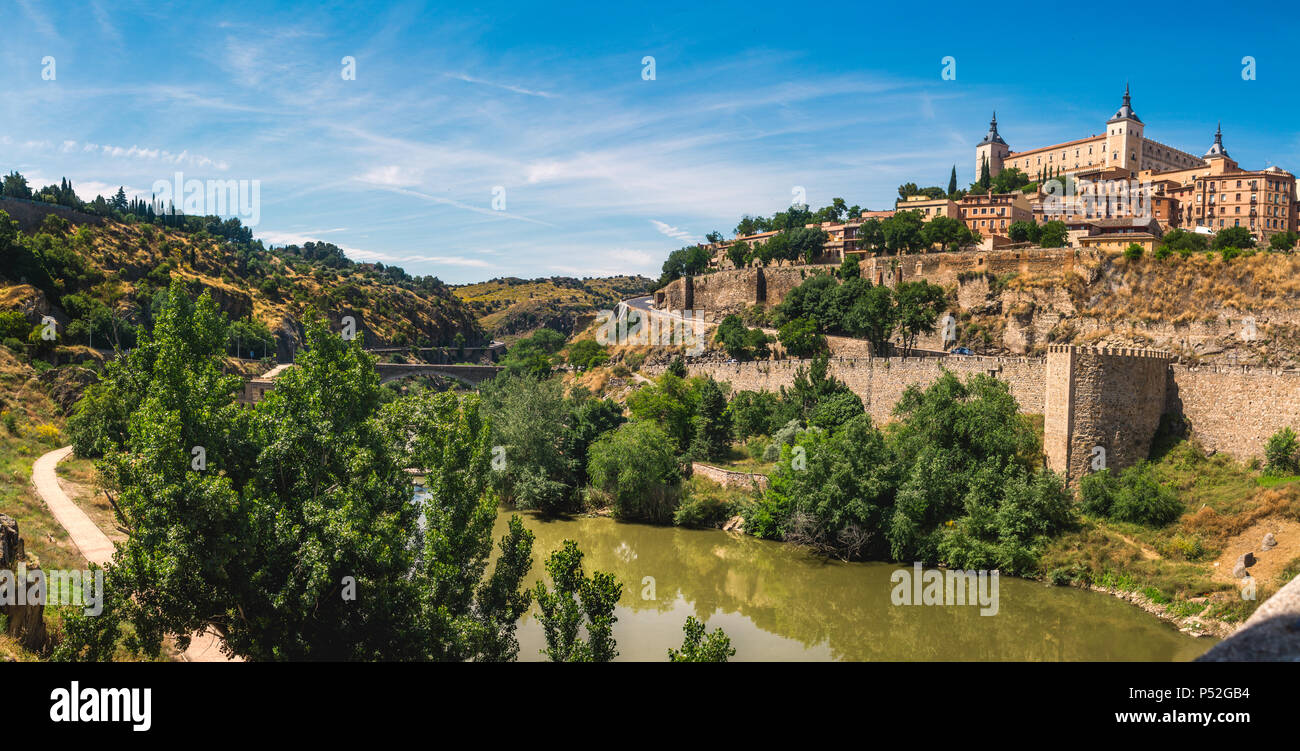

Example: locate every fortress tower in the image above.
[974,112,1010,182]
[1104,84,1145,172]
[1044,345,1174,484]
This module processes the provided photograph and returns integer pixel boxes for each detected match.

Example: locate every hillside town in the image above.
[699,87,1296,266]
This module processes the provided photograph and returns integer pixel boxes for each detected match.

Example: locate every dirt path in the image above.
[32,446,238,663]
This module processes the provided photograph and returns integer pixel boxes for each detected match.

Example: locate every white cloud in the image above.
[650,220,697,243]
[356,165,423,188]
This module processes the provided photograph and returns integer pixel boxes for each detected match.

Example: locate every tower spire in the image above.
[1108,83,1141,123]
[1205,122,1229,159]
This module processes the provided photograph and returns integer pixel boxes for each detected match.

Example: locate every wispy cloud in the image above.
[444,72,556,99]
[650,220,696,243]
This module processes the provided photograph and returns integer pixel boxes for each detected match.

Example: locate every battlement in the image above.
[1047,344,1174,360]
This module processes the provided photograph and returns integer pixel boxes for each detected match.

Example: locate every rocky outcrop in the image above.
[37,366,98,414]
[0,514,46,652]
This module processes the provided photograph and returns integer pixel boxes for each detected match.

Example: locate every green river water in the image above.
[488,511,1216,662]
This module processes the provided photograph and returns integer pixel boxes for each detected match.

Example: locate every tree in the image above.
[755,414,893,559]
[668,616,736,662]
[727,390,785,439]
[726,240,750,269]
[534,540,622,662]
[666,354,687,378]
[660,245,711,285]
[715,314,769,360]
[1123,242,1144,261]
[1162,227,1209,255]
[1007,220,1041,244]
[881,211,926,255]
[893,281,947,354]
[1,171,32,199]
[1264,427,1300,476]
[500,328,564,378]
[1213,225,1255,250]
[627,371,697,451]
[1078,464,1182,526]
[588,421,682,522]
[920,215,969,251]
[838,253,861,279]
[1038,220,1068,248]
[843,283,896,354]
[689,377,731,461]
[80,282,539,660]
[481,375,577,514]
[948,165,958,197]
[566,338,608,369]
[990,167,1030,195]
[1269,231,1298,252]
[857,218,885,253]
[778,316,826,358]
[781,354,855,422]
[978,156,991,191]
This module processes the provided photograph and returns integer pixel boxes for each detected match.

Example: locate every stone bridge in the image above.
[373,362,502,386]
[240,362,501,405]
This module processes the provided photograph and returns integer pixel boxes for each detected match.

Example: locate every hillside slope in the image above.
[0,197,485,359]
[453,274,654,337]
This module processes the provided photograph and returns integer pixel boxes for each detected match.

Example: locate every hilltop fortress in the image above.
[650,242,1300,483]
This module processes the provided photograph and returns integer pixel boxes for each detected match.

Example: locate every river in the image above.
[480,510,1216,662]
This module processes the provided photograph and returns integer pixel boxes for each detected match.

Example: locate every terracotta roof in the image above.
[1007,135,1105,159]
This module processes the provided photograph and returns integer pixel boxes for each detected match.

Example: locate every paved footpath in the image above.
[32,446,238,662]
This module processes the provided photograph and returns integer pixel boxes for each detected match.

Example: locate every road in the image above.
[32,446,237,662]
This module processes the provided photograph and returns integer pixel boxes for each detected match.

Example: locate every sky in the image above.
[2,1,1299,283]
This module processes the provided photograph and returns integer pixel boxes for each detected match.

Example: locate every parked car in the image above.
[949,347,973,355]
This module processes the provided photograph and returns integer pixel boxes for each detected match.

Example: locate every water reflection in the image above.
[482,508,1215,662]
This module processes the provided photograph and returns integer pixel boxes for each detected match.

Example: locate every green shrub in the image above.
[673,491,733,528]
[1078,464,1182,526]
[1167,532,1205,561]
[1264,427,1300,476]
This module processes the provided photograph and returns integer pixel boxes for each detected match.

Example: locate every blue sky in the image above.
[2,1,1298,283]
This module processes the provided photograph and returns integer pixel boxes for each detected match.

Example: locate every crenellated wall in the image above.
[1166,364,1300,460]
[659,344,1300,486]
[649,354,1047,425]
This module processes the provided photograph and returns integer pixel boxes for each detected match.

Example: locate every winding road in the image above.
[32,446,236,662]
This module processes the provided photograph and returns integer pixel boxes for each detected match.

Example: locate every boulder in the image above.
[1232,551,1256,579]
[1262,532,1277,551]
[722,515,745,534]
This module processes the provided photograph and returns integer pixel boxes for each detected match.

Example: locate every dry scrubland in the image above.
[7,218,482,351]
[952,250,1300,365]
[452,275,655,338]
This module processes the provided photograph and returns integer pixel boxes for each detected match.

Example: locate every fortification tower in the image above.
[1045,345,1174,484]
[1104,84,1145,172]
[975,112,1010,181]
